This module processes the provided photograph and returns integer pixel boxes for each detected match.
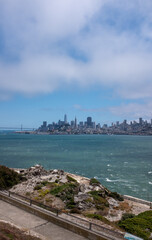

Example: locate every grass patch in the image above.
[119,211,152,240]
[38,189,50,198]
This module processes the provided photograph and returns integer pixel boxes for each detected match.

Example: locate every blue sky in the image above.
[0,0,152,128]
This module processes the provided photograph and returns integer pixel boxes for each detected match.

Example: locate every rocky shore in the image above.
[11,165,150,223]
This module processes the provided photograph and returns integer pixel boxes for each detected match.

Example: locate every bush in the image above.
[70,208,81,214]
[119,211,152,240]
[90,178,100,185]
[121,213,135,221]
[34,184,43,190]
[50,182,79,209]
[67,175,77,182]
[89,190,109,209]
[86,213,110,224]
[0,165,23,190]
[108,191,124,201]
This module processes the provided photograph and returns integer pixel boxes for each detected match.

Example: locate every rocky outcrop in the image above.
[11,165,127,221]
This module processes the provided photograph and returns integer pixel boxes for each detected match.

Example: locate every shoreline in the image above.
[12,166,152,207]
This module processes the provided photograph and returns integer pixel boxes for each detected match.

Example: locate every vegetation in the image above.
[119,211,152,240]
[0,165,24,190]
[121,213,135,221]
[0,221,42,240]
[90,178,100,185]
[34,184,43,190]
[108,191,124,201]
[50,182,79,209]
[86,213,110,224]
[67,175,77,182]
[89,190,109,209]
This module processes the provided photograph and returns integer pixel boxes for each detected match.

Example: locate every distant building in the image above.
[116,121,119,126]
[40,121,48,132]
[139,118,142,125]
[71,120,75,127]
[92,122,96,129]
[74,117,77,128]
[87,117,92,127]
[79,121,84,127]
[64,114,67,124]
[123,119,127,125]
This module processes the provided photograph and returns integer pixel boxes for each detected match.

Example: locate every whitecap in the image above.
[148,171,152,174]
[107,164,111,167]
[149,182,152,185]
[94,176,99,179]
[106,178,119,182]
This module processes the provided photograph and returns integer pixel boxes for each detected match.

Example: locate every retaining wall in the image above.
[124,195,152,207]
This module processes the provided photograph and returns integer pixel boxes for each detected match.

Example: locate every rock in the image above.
[74,193,89,203]
[79,184,86,192]
[108,198,119,207]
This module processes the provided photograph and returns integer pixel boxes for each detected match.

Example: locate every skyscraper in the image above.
[64,114,67,124]
[87,117,92,127]
[74,117,77,128]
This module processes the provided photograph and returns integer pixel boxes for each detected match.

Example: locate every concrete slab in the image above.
[0,200,87,240]
[35,222,87,240]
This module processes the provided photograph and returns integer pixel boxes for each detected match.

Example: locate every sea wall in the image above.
[124,195,152,207]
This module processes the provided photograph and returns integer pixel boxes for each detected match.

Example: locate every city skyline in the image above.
[37,114,152,135]
[39,114,152,129]
[1,1,152,127]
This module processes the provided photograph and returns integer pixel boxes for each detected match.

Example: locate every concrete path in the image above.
[0,200,88,240]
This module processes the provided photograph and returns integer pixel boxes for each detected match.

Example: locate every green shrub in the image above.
[38,189,50,197]
[90,178,100,185]
[89,190,109,209]
[86,214,110,224]
[67,175,77,182]
[121,213,135,221]
[108,191,124,201]
[0,165,23,190]
[50,184,69,195]
[34,184,43,190]
[119,211,152,240]
[50,182,79,209]
[70,208,81,214]
[41,181,48,186]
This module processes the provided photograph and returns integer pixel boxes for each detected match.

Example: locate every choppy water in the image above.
[0,132,152,201]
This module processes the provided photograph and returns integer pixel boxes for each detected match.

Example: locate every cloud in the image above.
[0,0,152,100]
[73,104,106,112]
[109,102,152,119]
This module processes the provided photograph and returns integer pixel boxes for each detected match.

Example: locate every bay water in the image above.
[0,132,152,201]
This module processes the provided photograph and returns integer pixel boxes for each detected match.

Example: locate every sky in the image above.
[1,0,152,128]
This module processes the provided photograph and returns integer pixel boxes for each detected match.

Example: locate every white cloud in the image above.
[110,102,152,119]
[0,0,152,100]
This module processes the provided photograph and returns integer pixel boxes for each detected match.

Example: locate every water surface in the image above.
[0,133,152,201]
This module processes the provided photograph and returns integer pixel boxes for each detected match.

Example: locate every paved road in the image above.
[0,200,88,240]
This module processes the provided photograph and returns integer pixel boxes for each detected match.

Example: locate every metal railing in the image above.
[0,190,125,240]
